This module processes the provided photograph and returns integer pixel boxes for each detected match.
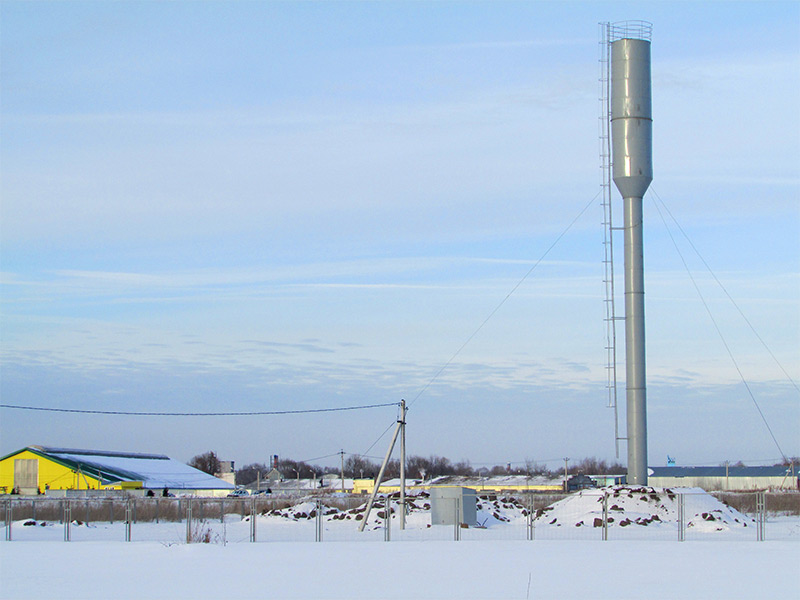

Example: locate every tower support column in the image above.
[624,195,647,485]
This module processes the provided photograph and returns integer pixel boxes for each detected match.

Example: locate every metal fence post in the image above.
[384,498,391,542]
[31,499,36,522]
[316,499,323,542]
[756,491,766,542]
[5,501,12,541]
[125,499,132,542]
[186,500,193,544]
[527,506,535,541]
[678,492,685,542]
[63,500,71,542]
[250,498,257,543]
[602,491,608,541]
[453,498,461,542]
[220,499,224,523]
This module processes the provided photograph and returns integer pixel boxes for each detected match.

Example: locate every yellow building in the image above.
[353,476,563,496]
[0,446,234,496]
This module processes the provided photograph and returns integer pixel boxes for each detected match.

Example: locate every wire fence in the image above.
[1,490,798,544]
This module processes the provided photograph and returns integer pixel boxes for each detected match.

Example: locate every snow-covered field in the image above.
[1,487,798,599]
[2,538,798,599]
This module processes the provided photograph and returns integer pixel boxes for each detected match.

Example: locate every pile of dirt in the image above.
[475,495,528,526]
[260,491,431,528]
[532,486,754,532]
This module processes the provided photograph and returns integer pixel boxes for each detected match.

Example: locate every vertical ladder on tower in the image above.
[599,23,622,458]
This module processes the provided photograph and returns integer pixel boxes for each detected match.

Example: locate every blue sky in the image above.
[1,1,798,470]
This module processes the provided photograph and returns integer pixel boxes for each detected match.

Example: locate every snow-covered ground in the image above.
[2,538,798,599]
[6,486,796,543]
[1,487,798,599]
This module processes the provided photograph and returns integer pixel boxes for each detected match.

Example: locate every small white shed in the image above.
[429,486,477,526]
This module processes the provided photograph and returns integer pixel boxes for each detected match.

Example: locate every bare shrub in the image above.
[189,520,218,544]
[766,492,800,516]
[705,492,799,516]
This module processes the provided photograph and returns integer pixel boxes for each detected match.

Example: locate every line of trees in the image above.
[236,457,324,485]
[228,455,627,486]
[189,451,799,486]
[188,451,221,475]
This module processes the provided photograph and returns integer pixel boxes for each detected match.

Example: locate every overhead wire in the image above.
[360,420,398,457]
[0,401,398,417]
[650,187,799,395]
[297,452,343,464]
[649,192,787,462]
[408,191,601,408]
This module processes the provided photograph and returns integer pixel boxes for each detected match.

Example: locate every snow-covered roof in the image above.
[377,478,423,487]
[649,466,794,478]
[427,474,563,487]
[28,446,234,490]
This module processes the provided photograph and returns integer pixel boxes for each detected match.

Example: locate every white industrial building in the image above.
[648,466,797,491]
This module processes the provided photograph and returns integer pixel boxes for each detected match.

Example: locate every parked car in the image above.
[227,489,249,498]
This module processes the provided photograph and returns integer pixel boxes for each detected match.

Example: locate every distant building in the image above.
[353,475,563,495]
[0,446,235,497]
[587,474,626,487]
[566,474,597,491]
[214,460,236,486]
[648,466,797,491]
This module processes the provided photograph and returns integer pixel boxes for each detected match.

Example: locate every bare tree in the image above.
[276,458,322,479]
[452,460,475,476]
[406,455,431,479]
[344,455,378,479]
[571,457,626,475]
[188,451,221,475]
[235,462,269,486]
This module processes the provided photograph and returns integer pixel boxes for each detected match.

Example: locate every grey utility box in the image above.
[429,486,477,527]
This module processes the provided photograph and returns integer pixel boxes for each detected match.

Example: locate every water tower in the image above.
[609,21,653,485]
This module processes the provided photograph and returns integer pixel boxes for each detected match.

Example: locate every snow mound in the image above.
[261,500,339,521]
[475,495,529,527]
[533,486,754,532]
[260,491,433,529]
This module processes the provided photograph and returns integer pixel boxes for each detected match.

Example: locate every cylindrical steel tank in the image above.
[611,37,652,200]
[609,22,652,486]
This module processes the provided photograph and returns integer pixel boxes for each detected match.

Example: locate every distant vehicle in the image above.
[253,489,272,496]
[227,489,250,498]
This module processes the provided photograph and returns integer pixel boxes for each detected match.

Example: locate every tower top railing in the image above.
[607,21,652,42]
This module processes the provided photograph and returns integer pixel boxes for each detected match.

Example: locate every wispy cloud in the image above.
[1,256,597,295]
[396,37,592,52]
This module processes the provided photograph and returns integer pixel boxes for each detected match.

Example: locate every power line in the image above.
[649,194,787,462]
[298,451,386,464]
[297,452,344,464]
[0,402,398,417]
[650,186,799,395]
[408,192,601,408]
[361,420,397,457]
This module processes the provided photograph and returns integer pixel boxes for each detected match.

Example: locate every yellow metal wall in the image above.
[0,450,103,493]
[352,479,562,495]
